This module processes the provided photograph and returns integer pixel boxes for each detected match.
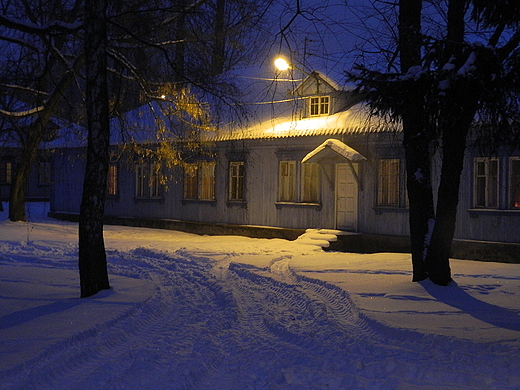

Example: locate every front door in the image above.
[335,163,358,231]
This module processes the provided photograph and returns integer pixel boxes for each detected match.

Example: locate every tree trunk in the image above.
[8,53,83,222]
[398,0,436,281]
[9,168,27,221]
[9,121,45,221]
[425,134,464,285]
[427,95,479,285]
[9,158,30,222]
[403,120,436,281]
[425,0,471,285]
[79,0,110,298]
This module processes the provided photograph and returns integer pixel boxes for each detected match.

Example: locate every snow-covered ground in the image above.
[1,203,520,390]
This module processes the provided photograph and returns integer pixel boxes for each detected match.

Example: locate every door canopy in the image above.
[302,139,366,164]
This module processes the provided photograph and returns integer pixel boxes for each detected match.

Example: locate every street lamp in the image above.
[274,57,291,71]
[274,56,320,93]
[274,57,316,78]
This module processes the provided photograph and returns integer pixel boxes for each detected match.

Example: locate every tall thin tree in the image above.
[79,0,110,298]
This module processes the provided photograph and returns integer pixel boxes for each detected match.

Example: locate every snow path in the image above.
[2,238,520,390]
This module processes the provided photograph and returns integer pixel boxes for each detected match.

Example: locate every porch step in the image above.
[295,228,349,248]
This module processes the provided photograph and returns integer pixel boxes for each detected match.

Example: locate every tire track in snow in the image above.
[3,245,520,389]
[2,248,240,390]
[219,261,401,388]
[222,257,520,389]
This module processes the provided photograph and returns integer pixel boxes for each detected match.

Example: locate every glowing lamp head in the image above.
[274,58,290,71]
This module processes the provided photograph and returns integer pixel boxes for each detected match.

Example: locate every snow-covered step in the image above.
[295,228,344,248]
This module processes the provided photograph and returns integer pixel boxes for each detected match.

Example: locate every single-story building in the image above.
[0,118,82,203]
[48,72,520,262]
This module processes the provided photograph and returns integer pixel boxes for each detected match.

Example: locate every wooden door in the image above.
[335,163,358,231]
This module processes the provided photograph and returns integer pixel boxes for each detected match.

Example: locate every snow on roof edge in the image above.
[302,139,367,164]
[208,103,400,142]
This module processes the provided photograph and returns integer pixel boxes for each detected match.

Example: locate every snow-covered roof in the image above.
[211,103,399,141]
[110,100,181,145]
[42,101,184,149]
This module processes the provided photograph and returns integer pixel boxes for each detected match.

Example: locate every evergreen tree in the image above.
[349,0,520,284]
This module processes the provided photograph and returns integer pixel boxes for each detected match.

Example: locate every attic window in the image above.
[309,96,330,116]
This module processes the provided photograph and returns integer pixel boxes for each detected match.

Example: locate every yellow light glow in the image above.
[274,58,290,71]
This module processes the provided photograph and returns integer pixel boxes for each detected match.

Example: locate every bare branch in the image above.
[0,14,82,35]
[106,47,151,94]
[0,106,44,118]
[277,0,302,36]
[498,30,520,60]
[0,33,40,52]
[0,83,49,96]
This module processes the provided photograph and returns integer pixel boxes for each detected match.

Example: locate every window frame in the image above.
[510,157,520,209]
[135,163,148,198]
[107,164,118,196]
[183,164,198,199]
[474,157,499,209]
[301,162,320,203]
[377,159,400,207]
[149,164,162,198]
[277,160,321,204]
[135,163,163,199]
[183,161,216,201]
[278,160,297,202]
[309,95,330,117]
[228,161,245,201]
[199,162,215,201]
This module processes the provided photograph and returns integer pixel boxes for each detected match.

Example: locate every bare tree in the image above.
[0,0,270,222]
[1,0,273,297]
[0,0,83,221]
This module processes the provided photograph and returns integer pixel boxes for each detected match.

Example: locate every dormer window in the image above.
[310,96,330,116]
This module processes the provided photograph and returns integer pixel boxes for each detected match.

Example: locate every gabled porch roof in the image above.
[301,139,367,164]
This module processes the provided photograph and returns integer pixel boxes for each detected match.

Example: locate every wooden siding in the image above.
[49,134,520,245]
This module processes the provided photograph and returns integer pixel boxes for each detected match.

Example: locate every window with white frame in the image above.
[107,164,118,196]
[278,160,320,203]
[474,157,499,208]
[229,161,245,201]
[377,159,400,207]
[135,163,162,198]
[199,162,215,200]
[135,164,147,197]
[279,161,296,202]
[510,157,520,209]
[309,96,330,116]
[183,164,198,199]
[183,162,215,200]
[301,163,320,202]
[150,165,162,198]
